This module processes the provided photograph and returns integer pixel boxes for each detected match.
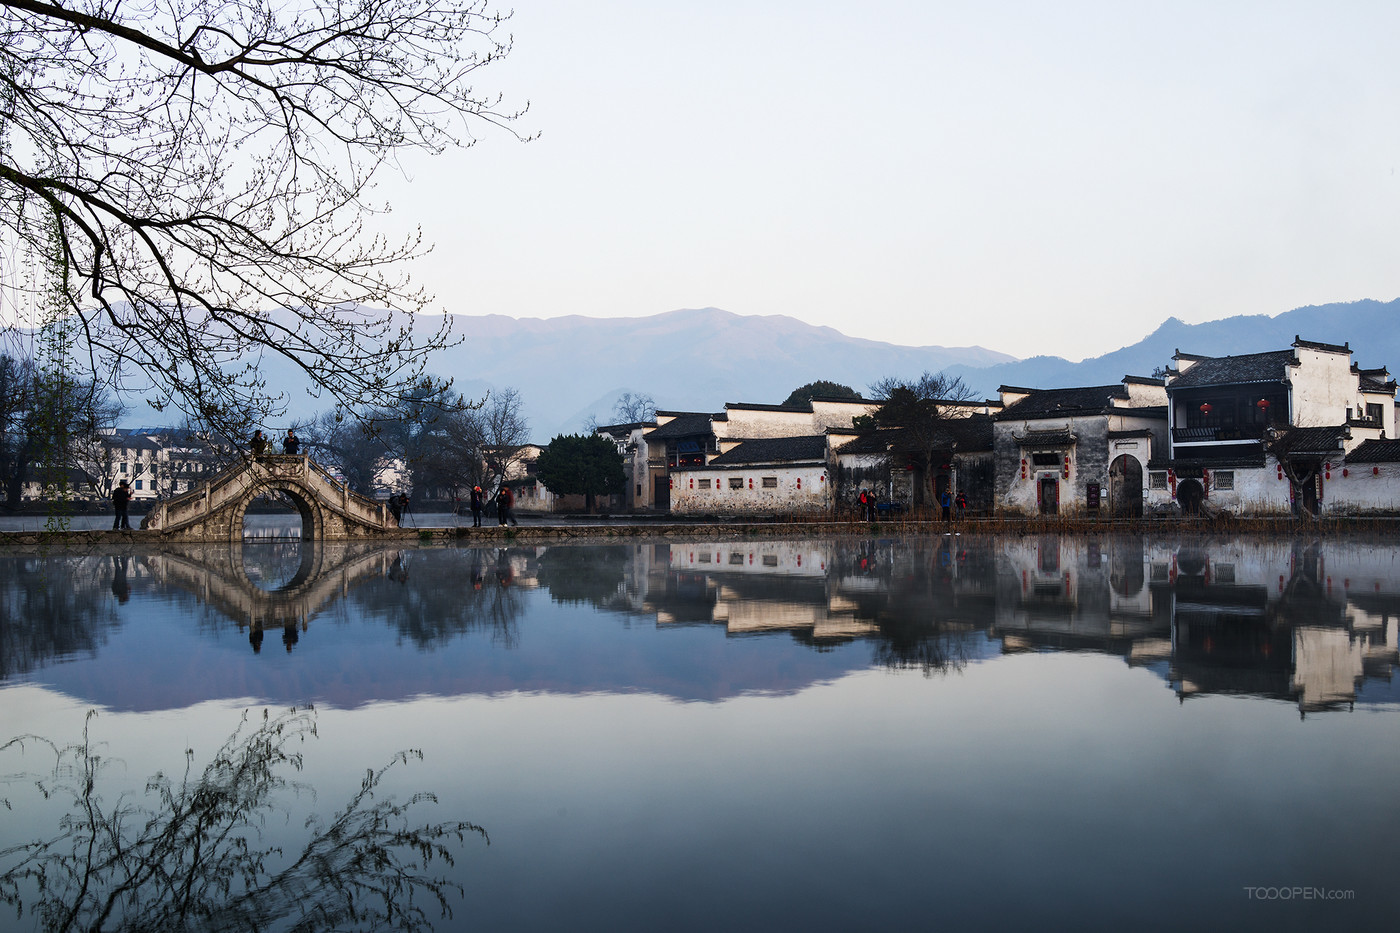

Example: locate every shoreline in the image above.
[5,513,1400,547]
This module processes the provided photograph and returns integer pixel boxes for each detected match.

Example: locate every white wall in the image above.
[670,464,832,515]
[1324,459,1400,513]
[1291,346,1357,426]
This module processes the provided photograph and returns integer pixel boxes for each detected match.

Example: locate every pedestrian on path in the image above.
[470,486,485,527]
[112,480,132,530]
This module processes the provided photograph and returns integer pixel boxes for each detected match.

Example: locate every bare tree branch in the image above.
[1,0,527,438]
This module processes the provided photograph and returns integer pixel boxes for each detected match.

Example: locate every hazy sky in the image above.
[382,0,1400,361]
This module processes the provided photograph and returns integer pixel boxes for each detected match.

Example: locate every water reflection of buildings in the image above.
[1156,540,1400,713]
[646,541,879,642]
[4,536,1397,713]
[629,536,1400,713]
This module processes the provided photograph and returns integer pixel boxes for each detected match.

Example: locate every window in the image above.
[762,555,778,567]
[729,477,744,490]
[1213,471,1234,490]
[699,478,712,489]
[1030,453,1059,467]
[729,552,744,565]
[1149,472,1167,489]
[120,462,128,473]
[134,480,142,490]
[1214,563,1236,584]
[761,477,777,488]
[1367,403,1384,422]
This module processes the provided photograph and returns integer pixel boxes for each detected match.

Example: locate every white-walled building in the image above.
[992,377,1168,518]
[668,435,833,516]
[1151,337,1399,515]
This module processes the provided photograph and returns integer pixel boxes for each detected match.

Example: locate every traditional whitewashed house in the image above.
[668,435,833,516]
[833,415,996,516]
[644,398,878,514]
[1150,337,1398,515]
[993,377,1168,517]
[595,420,658,511]
[643,411,721,512]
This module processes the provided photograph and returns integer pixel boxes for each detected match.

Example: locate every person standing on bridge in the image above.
[497,484,515,526]
[283,430,300,455]
[250,429,267,458]
[470,486,485,527]
[112,479,132,530]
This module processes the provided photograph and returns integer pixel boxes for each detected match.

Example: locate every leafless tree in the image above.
[860,371,980,506]
[477,387,531,492]
[611,392,656,424]
[0,0,527,440]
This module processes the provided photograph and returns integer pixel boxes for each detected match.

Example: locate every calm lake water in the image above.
[2,533,1398,932]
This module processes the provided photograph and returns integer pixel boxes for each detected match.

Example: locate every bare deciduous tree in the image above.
[0,0,526,439]
[0,707,487,932]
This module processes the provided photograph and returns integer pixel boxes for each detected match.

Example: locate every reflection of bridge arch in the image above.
[148,541,404,645]
[142,455,397,542]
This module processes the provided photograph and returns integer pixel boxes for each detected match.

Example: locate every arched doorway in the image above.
[1108,455,1143,518]
[1177,478,1204,515]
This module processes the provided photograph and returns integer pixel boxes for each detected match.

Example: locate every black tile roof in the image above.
[646,413,717,440]
[1011,429,1076,448]
[1343,439,1400,463]
[996,385,1128,419]
[1168,350,1296,389]
[1274,425,1350,454]
[596,421,655,434]
[835,416,993,455]
[725,401,811,413]
[706,435,829,465]
[1293,336,1350,354]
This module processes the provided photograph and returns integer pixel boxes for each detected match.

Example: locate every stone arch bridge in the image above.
[141,454,398,542]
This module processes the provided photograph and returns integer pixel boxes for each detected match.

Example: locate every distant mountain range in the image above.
[115,298,1398,442]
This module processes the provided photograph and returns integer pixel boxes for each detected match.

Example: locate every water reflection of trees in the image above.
[349,548,530,649]
[535,544,632,610]
[0,708,484,932]
[846,539,997,675]
[0,552,124,679]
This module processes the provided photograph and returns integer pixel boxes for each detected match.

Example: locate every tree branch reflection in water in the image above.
[0,708,485,932]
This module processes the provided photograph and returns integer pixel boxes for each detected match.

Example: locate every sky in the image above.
[373,0,1400,362]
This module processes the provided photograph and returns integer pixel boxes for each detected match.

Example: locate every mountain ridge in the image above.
[112,298,1399,440]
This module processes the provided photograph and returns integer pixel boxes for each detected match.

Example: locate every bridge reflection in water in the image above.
[151,539,404,652]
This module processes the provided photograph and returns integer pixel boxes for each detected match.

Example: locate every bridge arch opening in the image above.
[240,484,317,541]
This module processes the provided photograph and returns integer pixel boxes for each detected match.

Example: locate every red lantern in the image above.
[1256,398,1270,411]
[796,477,802,489]
[1199,402,1212,416]
[1374,466,1380,476]
[1062,455,1070,479]
[748,477,753,489]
